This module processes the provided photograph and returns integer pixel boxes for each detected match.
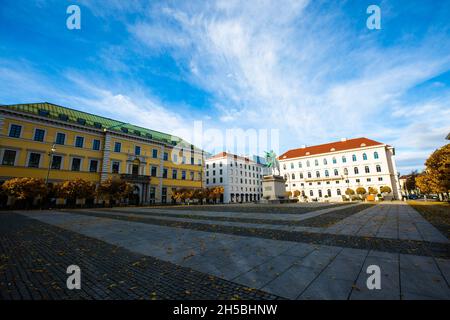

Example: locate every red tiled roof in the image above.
[279,138,384,160]
[207,152,252,162]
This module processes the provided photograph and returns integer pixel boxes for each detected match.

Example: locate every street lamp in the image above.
[45,144,56,185]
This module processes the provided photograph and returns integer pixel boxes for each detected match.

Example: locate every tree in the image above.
[2,177,48,208]
[380,186,392,194]
[345,188,355,196]
[97,178,133,205]
[368,187,378,195]
[415,144,450,197]
[210,186,224,203]
[58,179,96,205]
[405,170,419,192]
[356,187,367,195]
[293,190,301,197]
[285,191,292,198]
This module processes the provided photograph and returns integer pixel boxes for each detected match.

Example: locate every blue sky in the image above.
[0,0,449,174]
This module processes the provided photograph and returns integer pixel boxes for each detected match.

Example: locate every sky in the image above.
[0,0,449,174]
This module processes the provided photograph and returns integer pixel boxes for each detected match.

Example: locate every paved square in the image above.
[1,202,449,299]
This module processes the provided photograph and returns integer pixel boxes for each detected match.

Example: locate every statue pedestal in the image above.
[260,175,287,204]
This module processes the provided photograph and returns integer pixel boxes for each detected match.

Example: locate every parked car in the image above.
[408,194,418,200]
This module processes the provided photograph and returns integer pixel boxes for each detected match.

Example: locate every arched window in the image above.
[323,158,327,165]
[352,154,357,162]
[342,156,347,163]
[354,167,359,174]
[376,165,381,172]
[365,166,370,173]
[284,174,288,179]
[292,173,295,179]
[334,169,339,176]
[307,172,312,178]
[316,171,320,178]
[332,157,337,164]
[315,159,319,166]
[298,161,302,168]
[325,170,329,177]
[344,168,348,175]
[363,153,368,160]
[374,151,379,159]
[306,160,310,167]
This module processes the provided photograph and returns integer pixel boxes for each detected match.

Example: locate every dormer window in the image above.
[77,118,86,125]
[330,148,335,151]
[38,109,50,117]
[146,133,152,139]
[134,130,141,136]
[94,122,102,129]
[121,127,128,133]
[361,143,366,147]
[58,114,68,121]
[306,152,310,155]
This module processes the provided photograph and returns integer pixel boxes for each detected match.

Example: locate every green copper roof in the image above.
[2,102,189,147]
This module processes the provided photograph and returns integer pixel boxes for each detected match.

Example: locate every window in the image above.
[163,152,168,161]
[220,169,223,175]
[114,142,121,153]
[55,132,66,145]
[334,169,339,176]
[376,165,381,172]
[70,158,81,171]
[332,157,336,164]
[34,129,45,142]
[2,150,16,166]
[363,153,368,160]
[315,159,319,166]
[327,189,331,197]
[206,179,209,184]
[307,172,312,178]
[344,168,348,175]
[191,157,194,165]
[378,177,383,181]
[9,124,22,138]
[51,155,62,170]
[291,173,295,179]
[172,169,177,179]
[89,160,98,172]
[162,168,168,178]
[300,173,304,179]
[374,152,379,159]
[342,156,347,163]
[290,162,294,169]
[367,178,371,182]
[318,190,322,197]
[28,153,41,168]
[352,154,357,162]
[354,167,359,174]
[219,177,223,183]
[151,166,157,177]
[152,149,158,158]
[75,136,84,148]
[92,139,100,150]
[365,166,370,173]
[112,161,120,174]
[133,146,140,156]
[306,160,310,167]
[323,158,327,165]
[356,178,360,183]
[310,190,314,196]
[316,171,320,178]
[298,161,302,168]
[173,154,178,163]
[337,189,341,195]
[325,170,329,177]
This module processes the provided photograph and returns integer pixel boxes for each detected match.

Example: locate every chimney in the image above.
[340,138,347,142]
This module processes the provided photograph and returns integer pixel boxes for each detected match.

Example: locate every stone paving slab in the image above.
[12,205,450,300]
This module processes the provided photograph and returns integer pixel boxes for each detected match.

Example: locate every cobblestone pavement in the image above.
[0,213,279,300]
[3,202,450,300]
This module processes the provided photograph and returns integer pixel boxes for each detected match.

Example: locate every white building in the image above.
[204,152,265,203]
[279,137,401,201]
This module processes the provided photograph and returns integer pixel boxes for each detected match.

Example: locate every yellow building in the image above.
[0,102,204,204]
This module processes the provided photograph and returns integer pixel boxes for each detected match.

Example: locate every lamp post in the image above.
[45,144,56,185]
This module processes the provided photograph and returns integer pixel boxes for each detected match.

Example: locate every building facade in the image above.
[279,137,401,201]
[204,152,264,203]
[0,103,204,204]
